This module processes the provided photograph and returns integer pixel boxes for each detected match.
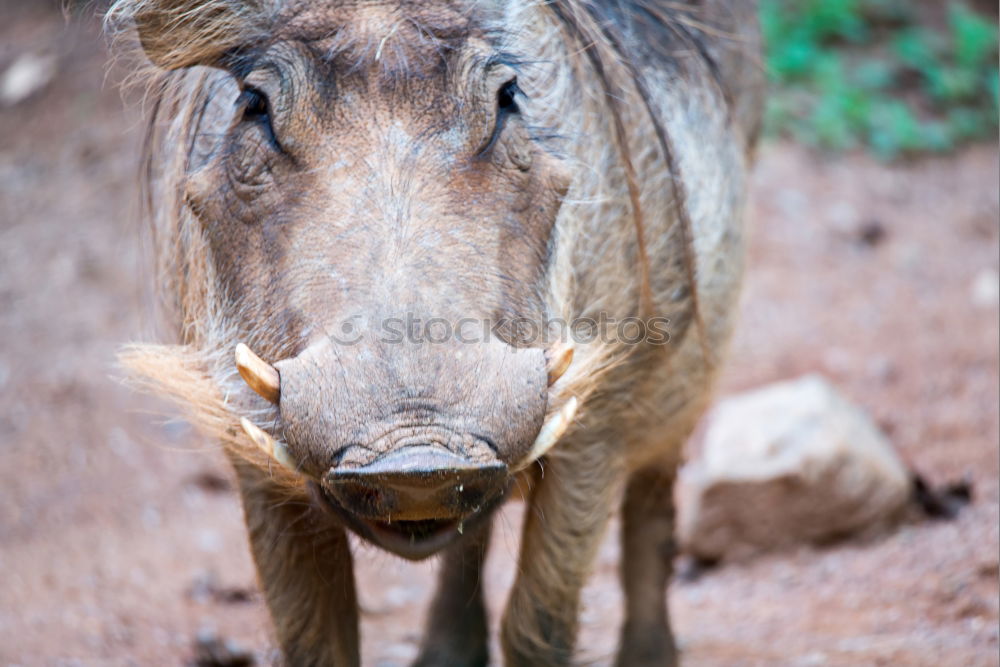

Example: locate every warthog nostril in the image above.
[324,446,508,522]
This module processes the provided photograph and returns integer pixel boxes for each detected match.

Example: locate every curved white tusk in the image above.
[515,396,579,471]
[240,417,296,472]
[546,341,574,386]
[235,343,280,404]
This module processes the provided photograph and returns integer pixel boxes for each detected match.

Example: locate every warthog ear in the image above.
[109,0,265,70]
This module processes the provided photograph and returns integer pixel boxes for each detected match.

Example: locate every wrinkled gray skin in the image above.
[114,0,763,664]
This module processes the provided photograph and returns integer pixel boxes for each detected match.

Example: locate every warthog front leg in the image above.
[616,466,679,667]
[501,444,622,666]
[412,520,492,667]
[231,460,360,667]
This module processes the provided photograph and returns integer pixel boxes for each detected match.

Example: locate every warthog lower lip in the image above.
[310,480,500,560]
[362,517,463,559]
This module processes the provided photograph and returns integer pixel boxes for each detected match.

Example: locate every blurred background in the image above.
[0,1,996,664]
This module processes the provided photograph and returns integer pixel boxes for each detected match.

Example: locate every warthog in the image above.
[109,0,762,664]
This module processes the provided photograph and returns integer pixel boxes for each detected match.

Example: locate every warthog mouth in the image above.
[310,480,503,560]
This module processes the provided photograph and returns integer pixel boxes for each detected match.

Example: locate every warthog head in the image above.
[116,0,582,558]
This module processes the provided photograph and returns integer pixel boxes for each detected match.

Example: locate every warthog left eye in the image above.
[497,78,521,115]
[481,78,522,156]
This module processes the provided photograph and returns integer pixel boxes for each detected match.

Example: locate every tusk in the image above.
[546,341,574,386]
[240,417,296,472]
[516,396,579,470]
[235,343,280,404]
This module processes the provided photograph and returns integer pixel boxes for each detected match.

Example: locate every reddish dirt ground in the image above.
[1,7,997,666]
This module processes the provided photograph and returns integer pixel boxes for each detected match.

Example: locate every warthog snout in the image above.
[324,446,508,522]
[235,333,577,558]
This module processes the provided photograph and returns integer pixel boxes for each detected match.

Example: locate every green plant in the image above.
[762,0,999,159]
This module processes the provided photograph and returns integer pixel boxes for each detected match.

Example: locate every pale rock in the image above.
[1,53,57,107]
[678,375,910,561]
[970,268,999,309]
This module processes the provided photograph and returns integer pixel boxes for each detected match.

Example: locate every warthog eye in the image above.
[497,78,521,115]
[480,78,522,156]
[239,85,268,119]
[237,85,280,149]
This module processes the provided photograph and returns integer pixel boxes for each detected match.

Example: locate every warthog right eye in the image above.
[240,87,268,119]
[237,85,280,150]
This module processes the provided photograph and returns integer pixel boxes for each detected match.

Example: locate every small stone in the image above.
[828,201,858,232]
[188,470,233,494]
[197,529,223,553]
[976,559,999,579]
[970,268,999,308]
[677,375,910,561]
[192,626,254,667]
[954,596,992,620]
[188,570,219,605]
[856,219,887,247]
[1,53,57,106]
